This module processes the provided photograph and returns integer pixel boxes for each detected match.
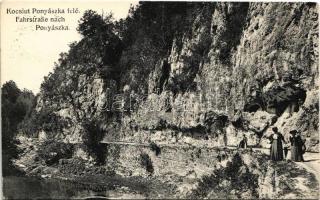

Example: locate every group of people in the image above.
[269,127,306,162]
[237,127,306,162]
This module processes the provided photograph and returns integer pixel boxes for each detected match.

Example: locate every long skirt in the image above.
[291,145,303,162]
[270,140,284,161]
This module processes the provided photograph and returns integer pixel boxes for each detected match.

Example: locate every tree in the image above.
[82,119,106,164]
[2,82,36,138]
[2,81,20,103]
[75,10,123,67]
[1,81,36,175]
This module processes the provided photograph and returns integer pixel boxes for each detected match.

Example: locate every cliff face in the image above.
[34,2,318,151]
[120,2,319,151]
[36,72,117,143]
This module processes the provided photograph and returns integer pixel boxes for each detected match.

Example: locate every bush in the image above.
[82,120,106,165]
[149,142,161,156]
[190,152,259,199]
[38,141,73,165]
[140,153,154,174]
[58,158,113,176]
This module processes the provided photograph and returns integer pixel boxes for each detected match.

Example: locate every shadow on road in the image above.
[303,159,319,162]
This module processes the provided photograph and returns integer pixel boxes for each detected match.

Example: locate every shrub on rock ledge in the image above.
[140,153,154,174]
[149,142,161,156]
[38,140,73,165]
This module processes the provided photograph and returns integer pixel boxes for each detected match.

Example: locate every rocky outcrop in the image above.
[35,72,117,143]
[120,2,318,151]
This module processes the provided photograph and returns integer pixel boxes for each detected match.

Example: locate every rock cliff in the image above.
[31,2,318,151]
[6,3,319,199]
[118,2,318,151]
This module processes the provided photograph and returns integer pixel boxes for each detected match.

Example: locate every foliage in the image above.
[2,81,36,139]
[38,108,68,133]
[38,140,73,165]
[1,81,36,174]
[117,2,209,52]
[58,158,112,176]
[118,37,160,94]
[116,2,215,94]
[40,10,122,100]
[17,112,40,137]
[74,10,123,67]
[140,153,154,174]
[18,106,69,138]
[82,119,106,164]
[149,142,161,156]
[190,153,259,199]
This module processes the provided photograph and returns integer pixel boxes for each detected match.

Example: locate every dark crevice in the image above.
[158,60,171,94]
[244,103,261,113]
[219,3,249,64]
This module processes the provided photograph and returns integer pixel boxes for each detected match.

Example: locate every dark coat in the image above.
[290,134,304,162]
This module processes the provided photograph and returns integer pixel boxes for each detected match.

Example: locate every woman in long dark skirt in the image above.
[269,127,285,161]
[289,130,304,162]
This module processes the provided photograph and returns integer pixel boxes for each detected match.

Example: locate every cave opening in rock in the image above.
[244,103,261,113]
[265,87,307,116]
[244,85,307,117]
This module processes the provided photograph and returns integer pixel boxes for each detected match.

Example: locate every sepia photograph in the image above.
[1,1,319,199]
